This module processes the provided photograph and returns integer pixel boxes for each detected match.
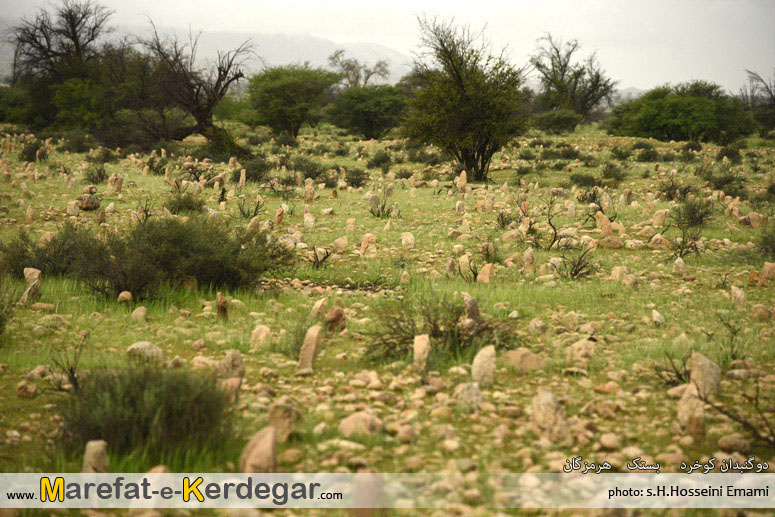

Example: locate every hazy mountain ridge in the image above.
[0,20,644,98]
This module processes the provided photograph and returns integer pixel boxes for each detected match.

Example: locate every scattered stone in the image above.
[338,411,383,438]
[239,427,276,473]
[471,345,495,387]
[413,334,430,374]
[477,263,494,283]
[131,306,147,321]
[16,380,37,398]
[566,338,595,369]
[503,348,544,373]
[82,440,109,473]
[528,318,547,335]
[454,382,485,412]
[310,297,329,318]
[730,286,746,305]
[599,433,621,450]
[460,292,480,321]
[76,193,100,211]
[689,352,721,398]
[324,306,346,331]
[717,433,751,454]
[530,389,569,443]
[676,385,705,439]
[216,292,228,320]
[268,399,301,442]
[296,325,323,375]
[672,257,687,275]
[250,325,272,350]
[126,341,165,361]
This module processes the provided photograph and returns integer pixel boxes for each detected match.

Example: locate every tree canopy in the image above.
[607,80,757,144]
[248,64,340,137]
[404,17,528,181]
[329,85,406,140]
[530,34,617,120]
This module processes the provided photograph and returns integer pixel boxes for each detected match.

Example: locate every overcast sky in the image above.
[2,0,773,90]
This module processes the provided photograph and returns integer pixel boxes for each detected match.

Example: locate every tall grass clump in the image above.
[58,363,234,458]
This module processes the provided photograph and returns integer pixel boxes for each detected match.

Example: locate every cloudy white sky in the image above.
[2,0,773,90]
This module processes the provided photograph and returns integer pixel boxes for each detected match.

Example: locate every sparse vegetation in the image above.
[58,363,234,457]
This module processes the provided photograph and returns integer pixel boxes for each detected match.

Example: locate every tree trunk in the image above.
[199,123,254,161]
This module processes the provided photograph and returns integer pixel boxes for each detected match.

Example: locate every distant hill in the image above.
[0,19,414,84]
[0,20,648,100]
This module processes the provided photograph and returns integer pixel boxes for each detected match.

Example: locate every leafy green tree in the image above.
[532,108,582,134]
[330,85,406,139]
[404,18,527,182]
[530,34,617,120]
[248,64,340,137]
[608,80,757,144]
[8,0,114,128]
[51,78,107,128]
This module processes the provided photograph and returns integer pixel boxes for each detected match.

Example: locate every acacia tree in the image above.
[10,0,113,83]
[328,49,389,88]
[142,24,253,157]
[530,34,617,120]
[248,64,339,137]
[404,17,527,182]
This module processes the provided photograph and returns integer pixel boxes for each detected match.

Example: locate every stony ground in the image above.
[1,124,774,516]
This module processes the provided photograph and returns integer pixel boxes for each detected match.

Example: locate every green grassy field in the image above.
[0,123,773,514]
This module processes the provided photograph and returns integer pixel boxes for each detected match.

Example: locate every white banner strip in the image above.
[0,473,773,509]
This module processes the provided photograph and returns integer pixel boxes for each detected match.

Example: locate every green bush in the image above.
[682,141,702,152]
[146,156,169,176]
[289,155,326,180]
[716,142,743,164]
[658,178,694,201]
[601,162,626,186]
[83,164,108,184]
[607,81,757,144]
[707,167,747,199]
[86,146,118,164]
[541,146,579,160]
[674,198,714,227]
[164,190,206,214]
[367,149,392,173]
[345,167,368,187]
[636,147,661,162]
[231,154,272,183]
[3,217,293,299]
[58,130,93,153]
[569,172,598,187]
[363,295,516,368]
[329,85,406,140]
[631,141,654,151]
[58,363,233,457]
[82,217,292,298]
[757,224,775,260]
[610,146,631,161]
[406,146,445,165]
[532,108,582,134]
[19,140,47,162]
[274,132,298,148]
[1,223,98,279]
[0,274,18,340]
